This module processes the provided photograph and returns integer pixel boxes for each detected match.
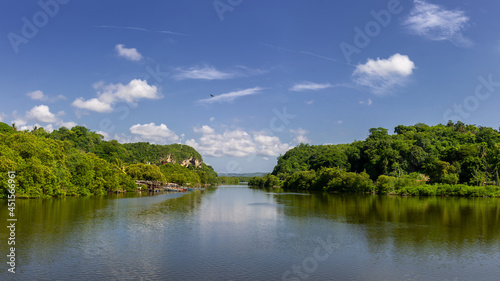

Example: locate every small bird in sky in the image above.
[210,94,214,97]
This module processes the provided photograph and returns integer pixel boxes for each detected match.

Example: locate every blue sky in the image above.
[1,0,500,173]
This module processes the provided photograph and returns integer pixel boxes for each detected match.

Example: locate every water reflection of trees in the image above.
[0,189,217,267]
[268,191,500,245]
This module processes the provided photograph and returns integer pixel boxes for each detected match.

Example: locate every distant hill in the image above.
[218,172,267,178]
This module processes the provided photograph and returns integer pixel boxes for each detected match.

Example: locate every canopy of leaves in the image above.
[272,122,500,187]
[0,124,213,198]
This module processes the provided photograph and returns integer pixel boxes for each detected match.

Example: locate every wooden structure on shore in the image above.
[135,180,191,193]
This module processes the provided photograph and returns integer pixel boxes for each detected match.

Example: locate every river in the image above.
[1,185,499,280]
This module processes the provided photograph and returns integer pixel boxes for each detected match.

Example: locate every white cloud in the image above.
[290,128,309,144]
[26,90,45,100]
[174,65,236,80]
[72,98,113,113]
[12,105,76,132]
[353,53,415,95]
[72,79,160,113]
[359,99,373,106]
[290,82,333,92]
[59,121,77,129]
[18,123,55,133]
[129,123,179,144]
[194,125,215,134]
[26,90,66,102]
[209,117,215,122]
[12,119,27,126]
[198,87,262,104]
[403,0,472,47]
[115,44,143,61]
[26,105,58,123]
[187,125,290,158]
[0,113,6,122]
[96,131,110,140]
[306,100,315,105]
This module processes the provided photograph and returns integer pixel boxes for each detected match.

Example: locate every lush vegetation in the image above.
[248,174,280,187]
[251,122,500,197]
[0,123,217,198]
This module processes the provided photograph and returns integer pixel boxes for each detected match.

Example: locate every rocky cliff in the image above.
[160,155,202,168]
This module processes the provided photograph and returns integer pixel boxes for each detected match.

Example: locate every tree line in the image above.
[0,123,218,198]
[250,122,500,197]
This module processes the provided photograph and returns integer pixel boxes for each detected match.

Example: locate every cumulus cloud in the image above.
[290,128,309,144]
[0,112,6,122]
[129,123,179,144]
[26,90,66,102]
[174,65,237,80]
[13,105,76,131]
[403,0,472,47]
[17,123,54,133]
[353,53,415,95]
[26,105,58,123]
[290,82,334,92]
[72,98,113,113]
[198,87,262,104]
[71,79,160,113]
[115,44,143,61]
[186,125,290,158]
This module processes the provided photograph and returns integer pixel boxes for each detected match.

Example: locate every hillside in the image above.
[0,123,217,198]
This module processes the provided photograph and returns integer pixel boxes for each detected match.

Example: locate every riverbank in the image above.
[249,169,500,198]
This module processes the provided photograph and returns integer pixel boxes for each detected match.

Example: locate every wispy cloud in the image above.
[403,0,472,47]
[290,82,335,92]
[299,51,337,62]
[198,87,262,104]
[95,25,189,36]
[26,90,66,102]
[353,53,416,95]
[115,44,143,61]
[262,43,337,62]
[174,65,237,80]
[359,99,373,106]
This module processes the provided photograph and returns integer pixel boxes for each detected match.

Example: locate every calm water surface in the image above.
[1,185,499,280]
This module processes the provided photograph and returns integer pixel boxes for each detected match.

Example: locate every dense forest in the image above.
[250,122,500,197]
[0,123,217,198]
